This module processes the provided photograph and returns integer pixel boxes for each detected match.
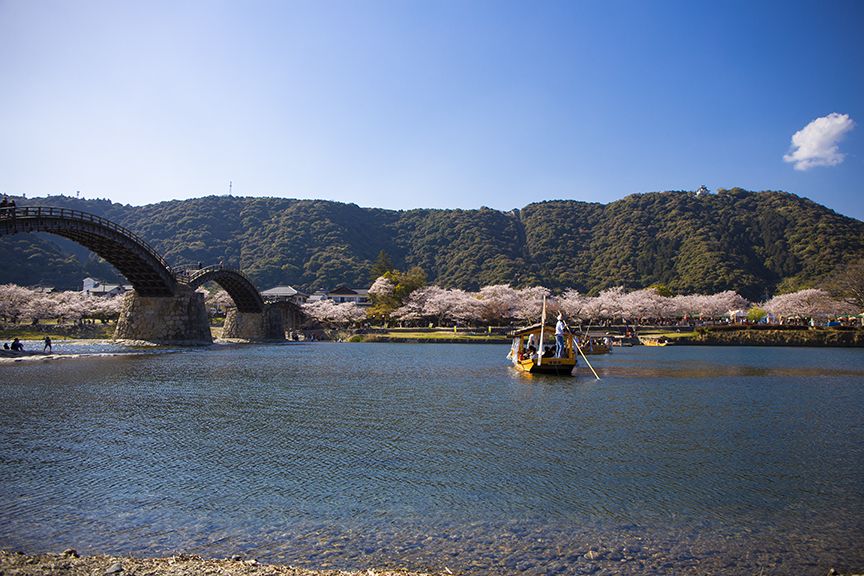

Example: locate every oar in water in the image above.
[564,322,601,380]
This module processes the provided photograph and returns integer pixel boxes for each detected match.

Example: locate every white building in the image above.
[327,285,370,306]
[260,285,308,305]
[82,277,132,297]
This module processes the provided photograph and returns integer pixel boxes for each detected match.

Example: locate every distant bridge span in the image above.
[1,205,289,341]
[177,266,264,313]
[0,206,264,309]
[0,206,177,296]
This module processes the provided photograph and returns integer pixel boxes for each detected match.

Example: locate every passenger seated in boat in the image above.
[543,345,554,358]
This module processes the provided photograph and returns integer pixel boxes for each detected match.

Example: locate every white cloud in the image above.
[783,112,855,171]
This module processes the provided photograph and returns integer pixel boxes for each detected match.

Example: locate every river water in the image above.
[1,343,863,574]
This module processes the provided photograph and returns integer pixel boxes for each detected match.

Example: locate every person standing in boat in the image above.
[555,313,566,357]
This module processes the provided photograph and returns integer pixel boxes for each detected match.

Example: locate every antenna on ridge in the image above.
[229,180,233,196]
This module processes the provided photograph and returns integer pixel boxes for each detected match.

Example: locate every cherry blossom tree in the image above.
[558,289,592,321]
[204,288,234,315]
[763,289,854,320]
[368,276,395,298]
[619,288,672,321]
[389,286,483,325]
[88,295,124,322]
[476,285,522,324]
[593,286,626,321]
[26,292,63,324]
[513,286,552,323]
[0,284,33,323]
[668,291,749,321]
[704,291,750,318]
[302,299,366,328]
[56,291,92,323]
[421,287,475,325]
[367,275,398,321]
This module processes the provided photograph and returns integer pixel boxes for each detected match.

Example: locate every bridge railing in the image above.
[174,264,223,281]
[174,264,259,288]
[0,205,173,274]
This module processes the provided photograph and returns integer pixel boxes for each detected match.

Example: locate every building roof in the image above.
[329,285,369,296]
[307,290,328,302]
[87,284,131,294]
[261,285,305,298]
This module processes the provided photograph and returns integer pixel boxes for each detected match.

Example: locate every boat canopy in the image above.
[511,324,561,337]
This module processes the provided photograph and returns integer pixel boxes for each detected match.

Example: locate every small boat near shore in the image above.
[579,339,611,355]
[640,336,672,346]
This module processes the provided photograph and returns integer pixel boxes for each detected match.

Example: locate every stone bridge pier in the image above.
[222,303,286,341]
[114,285,212,344]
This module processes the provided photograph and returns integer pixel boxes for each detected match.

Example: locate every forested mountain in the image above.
[3,189,863,300]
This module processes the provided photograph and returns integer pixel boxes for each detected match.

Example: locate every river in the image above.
[1,343,863,574]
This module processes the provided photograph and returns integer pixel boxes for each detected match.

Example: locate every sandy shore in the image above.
[0,550,443,576]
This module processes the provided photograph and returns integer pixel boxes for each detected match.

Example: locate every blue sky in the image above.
[1,0,862,219]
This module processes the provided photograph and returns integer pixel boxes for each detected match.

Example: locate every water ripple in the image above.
[1,343,863,574]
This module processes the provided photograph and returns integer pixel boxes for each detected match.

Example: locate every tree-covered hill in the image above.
[3,189,863,299]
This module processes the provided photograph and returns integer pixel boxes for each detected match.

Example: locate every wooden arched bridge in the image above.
[175,265,264,313]
[0,206,293,342]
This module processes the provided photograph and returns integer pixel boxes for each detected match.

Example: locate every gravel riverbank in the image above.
[1,550,861,576]
[0,551,441,576]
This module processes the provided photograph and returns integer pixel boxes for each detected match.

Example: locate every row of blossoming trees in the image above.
[302,278,859,329]
[2,281,857,330]
[0,284,125,324]
[0,284,234,325]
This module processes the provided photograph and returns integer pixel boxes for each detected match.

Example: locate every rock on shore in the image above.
[0,551,443,576]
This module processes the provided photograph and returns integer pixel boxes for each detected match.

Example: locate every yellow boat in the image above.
[640,336,672,346]
[508,324,578,376]
[579,339,611,355]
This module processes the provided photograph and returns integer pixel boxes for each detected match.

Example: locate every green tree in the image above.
[649,283,673,297]
[389,266,427,302]
[366,266,428,323]
[370,250,395,280]
[746,306,767,323]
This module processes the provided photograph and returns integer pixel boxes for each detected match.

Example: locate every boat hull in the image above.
[514,358,576,376]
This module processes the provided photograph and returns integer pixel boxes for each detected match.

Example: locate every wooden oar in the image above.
[566,323,600,380]
[538,295,547,367]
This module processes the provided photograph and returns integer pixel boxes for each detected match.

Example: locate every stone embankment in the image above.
[681,327,864,347]
[0,550,440,576]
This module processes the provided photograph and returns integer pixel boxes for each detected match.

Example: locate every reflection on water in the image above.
[600,364,864,378]
[1,343,863,574]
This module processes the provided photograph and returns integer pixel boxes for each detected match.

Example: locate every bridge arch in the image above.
[180,266,265,313]
[0,206,176,296]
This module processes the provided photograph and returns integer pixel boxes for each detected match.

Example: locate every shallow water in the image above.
[1,343,863,574]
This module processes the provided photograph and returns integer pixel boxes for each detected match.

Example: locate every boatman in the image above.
[555,313,566,357]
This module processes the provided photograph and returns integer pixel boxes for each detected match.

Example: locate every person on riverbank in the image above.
[43,336,52,352]
[10,338,23,352]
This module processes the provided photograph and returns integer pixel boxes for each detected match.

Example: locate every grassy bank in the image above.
[0,322,115,341]
[354,330,509,344]
[677,326,864,347]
